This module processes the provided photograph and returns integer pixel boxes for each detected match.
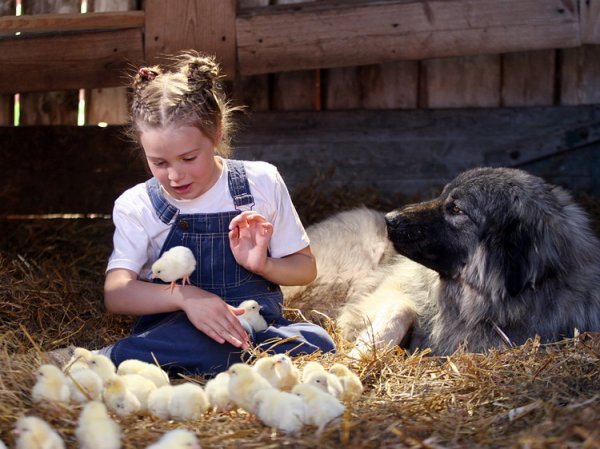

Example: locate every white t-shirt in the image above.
[107,159,309,279]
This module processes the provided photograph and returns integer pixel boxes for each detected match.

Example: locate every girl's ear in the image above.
[215,124,223,145]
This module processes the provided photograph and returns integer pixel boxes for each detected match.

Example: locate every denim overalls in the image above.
[109,160,335,376]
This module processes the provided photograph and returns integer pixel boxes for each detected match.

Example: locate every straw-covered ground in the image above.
[0,186,599,448]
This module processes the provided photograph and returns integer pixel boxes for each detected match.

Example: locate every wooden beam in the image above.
[145,0,236,78]
[236,0,581,75]
[0,11,144,34]
[0,29,144,94]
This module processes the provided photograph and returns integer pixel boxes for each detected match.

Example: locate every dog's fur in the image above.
[283,167,600,355]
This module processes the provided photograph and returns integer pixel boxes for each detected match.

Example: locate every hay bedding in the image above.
[1,192,599,448]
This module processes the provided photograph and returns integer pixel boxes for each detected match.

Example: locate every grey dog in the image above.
[283,167,600,355]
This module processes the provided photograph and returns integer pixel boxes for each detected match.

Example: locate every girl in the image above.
[103,51,335,376]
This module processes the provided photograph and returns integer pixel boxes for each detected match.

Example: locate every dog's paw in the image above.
[348,340,375,361]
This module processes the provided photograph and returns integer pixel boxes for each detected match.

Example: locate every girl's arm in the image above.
[229,211,317,286]
[104,268,249,348]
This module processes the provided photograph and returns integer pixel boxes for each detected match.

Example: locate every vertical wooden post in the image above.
[86,0,136,125]
[359,62,419,109]
[20,0,80,125]
[560,45,600,105]
[501,50,555,107]
[0,0,15,125]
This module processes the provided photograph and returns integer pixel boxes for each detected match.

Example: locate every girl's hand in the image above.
[181,292,249,349]
[228,211,273,275]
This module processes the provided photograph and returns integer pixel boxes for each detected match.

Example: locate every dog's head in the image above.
[385,167,589,297]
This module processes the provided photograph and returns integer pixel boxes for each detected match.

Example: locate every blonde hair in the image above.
[129,51,241,157]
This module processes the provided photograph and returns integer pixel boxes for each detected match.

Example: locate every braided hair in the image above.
[129,51,240,157]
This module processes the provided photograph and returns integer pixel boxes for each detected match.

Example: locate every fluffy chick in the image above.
[228,363,273,413]
[292,384,344,433]
[205,372,236,412]
[304,371,344,399]
[253,388,306,435]
[120,373,157,409]
[272,354,300,391]
[89,354,117,382]
[66,367,104,402]
[329,363,364,402]
[252,357,279,387]
[169,382,209,421]
[147,385,174,419]
[117,359,170,387]
[301,360,326,382]
[237,299,268,332]
[102,376,141,417]
[64,347,93,372]
[151,246,196,293]
[32,364,70,404]
[145,429,201,449]
[76,401,122,449]
[13,416,65,449]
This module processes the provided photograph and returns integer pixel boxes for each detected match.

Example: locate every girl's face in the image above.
[140,125,222,200]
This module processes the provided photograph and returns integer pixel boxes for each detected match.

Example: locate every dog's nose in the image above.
[384,211,401,230]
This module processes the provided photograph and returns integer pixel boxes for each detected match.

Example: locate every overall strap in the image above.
[145,177,179,224]
[226,159,255,210]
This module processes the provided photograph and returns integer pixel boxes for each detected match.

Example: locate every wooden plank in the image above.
[0,28,144,94]
[501,50,555,107]
[359,61,419,109]
[0,0,14,125]
[1,107,599,214]
[420,55,501,108]
[145,0,236,79]
[581,0,600,44]
[236,0,581,75]
[561,45,600,105]
[324,67,360,110]
[0,10,143,33]
[87,0,136,125]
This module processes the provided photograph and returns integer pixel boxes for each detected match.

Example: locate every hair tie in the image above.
[138,67,158,81]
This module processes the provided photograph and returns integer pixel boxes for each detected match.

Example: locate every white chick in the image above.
[76,401,122,449]
[120,373,157,409]
[66,367,104,402]
[145,429,201,449]
[204,372,236,412]
[13,416,65,449]
[301,360,326,382]
[169,382,209,421]
[252,357,279,387]
[64,347,93,372]
[151,246,196,293]
[237,299,268,332]
[253,388,306,435]
[89,354,117,382]
[227,363,273,413]
[329,363,364,402]
[117,359,170,387]
[272,354,300,391]
[102,376,141,417]
[147,384,174,419]
[292,384,344,434]
[32,364,70,404]
[304,371,344,399]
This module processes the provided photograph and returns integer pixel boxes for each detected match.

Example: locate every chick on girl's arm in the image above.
[151,246,196,293]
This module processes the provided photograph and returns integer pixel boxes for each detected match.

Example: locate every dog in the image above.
[283,167,600,355]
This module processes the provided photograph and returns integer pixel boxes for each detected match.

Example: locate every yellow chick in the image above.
[329,363,364,402]
[227,363,273,413]
[32,364,70,404]
[304,371,344,399]
[169,382,209,421]
[119,373,157,410]
[145,429,201,449]
[89,354,117,382]
[147,384,174,419]
[204,372,236,412]
[300,360,326,382]
[292,384,345,434]
[252,357,279,387]
[66,367,104,402]
[253,388,306,435]
[117,359,170,387]
[64,347,93,372]
[13,416,65,449]
[151,246,196,293]
[102,376,141,417]
[76,401,122,449]
[272,354,300,391]
[237,299,268,332]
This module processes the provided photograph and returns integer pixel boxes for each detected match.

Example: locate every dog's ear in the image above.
[500,220,533,297]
